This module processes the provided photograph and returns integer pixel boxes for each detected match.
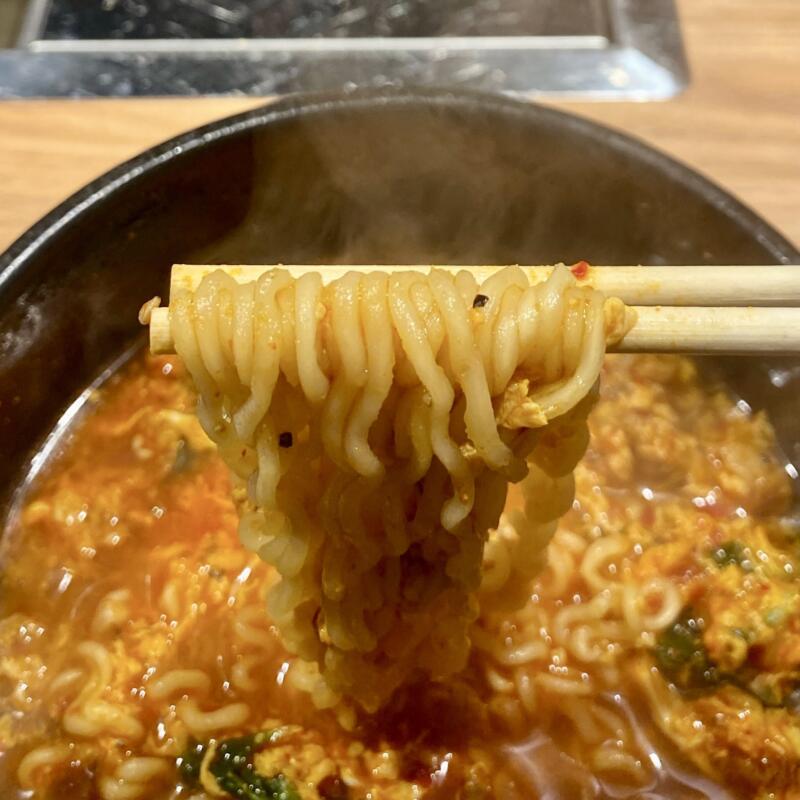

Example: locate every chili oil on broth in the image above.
[0,351,797,799]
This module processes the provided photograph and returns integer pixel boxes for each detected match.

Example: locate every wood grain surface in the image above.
[0,0,797,253]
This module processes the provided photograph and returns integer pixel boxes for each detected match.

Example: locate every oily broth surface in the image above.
[0,356,496,798]
[0,352,797,799]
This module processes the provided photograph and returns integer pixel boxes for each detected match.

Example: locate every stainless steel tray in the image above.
[0,0,687,98]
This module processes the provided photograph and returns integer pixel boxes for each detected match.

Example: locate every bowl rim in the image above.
[0,86,797,297]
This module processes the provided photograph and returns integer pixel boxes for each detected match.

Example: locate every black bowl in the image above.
[0,88,798,511]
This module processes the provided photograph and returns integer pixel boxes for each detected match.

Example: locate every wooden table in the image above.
[0,0,797,253]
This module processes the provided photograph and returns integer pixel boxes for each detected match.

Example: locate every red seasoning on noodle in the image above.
[570,260,590,279]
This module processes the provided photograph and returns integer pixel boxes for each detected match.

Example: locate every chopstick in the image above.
[610,306,800,354]
[167,264,800,306]
[146,264,800,356]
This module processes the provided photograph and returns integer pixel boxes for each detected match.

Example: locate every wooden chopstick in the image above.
[617,306,800,354]
[168,264,800,307]
[145,264,800,356]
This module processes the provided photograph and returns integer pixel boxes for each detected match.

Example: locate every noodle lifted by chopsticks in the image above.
[169,264,622,710]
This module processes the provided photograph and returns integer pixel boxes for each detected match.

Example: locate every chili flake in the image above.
[570,260,590,279]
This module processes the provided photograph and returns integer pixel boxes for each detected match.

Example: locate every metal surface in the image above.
[0,0,27,49]
[1,0,687,98]
[39,0,612,39]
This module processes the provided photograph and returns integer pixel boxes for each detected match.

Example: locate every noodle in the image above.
[169,265,619,709]
[176,698,251,735]
[148,669,211,700]
[99,758,171,800]
[17,743,73,788]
